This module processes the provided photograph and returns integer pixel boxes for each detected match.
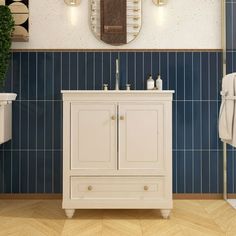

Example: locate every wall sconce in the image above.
[152,0,167,5]
[64,0,80,6]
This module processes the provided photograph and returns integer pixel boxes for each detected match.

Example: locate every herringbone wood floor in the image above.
[0,200,235,235]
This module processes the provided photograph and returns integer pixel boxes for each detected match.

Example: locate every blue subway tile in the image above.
[3,151,12,193]
[54,151,62,193]
[29,151,37,193]
[184,52,193,100]
[143,52,152,90]
[176,151,185,193]
[127,52,135,90]
[136,52,144,90]
[173,151,177,193]
[21,101,29,149]
[54,52,62,99]
[193,151,202,193]
[176,101,185,149]
[102,52,110,88]
[210,101,219,150]
[45,52,54,100]
[36,151,45,193]
[193,52,201,100]
[202,151,210,193]
[37,52,46,100]
[12,151,20,193]
[209,53,218,100]
[201,52,209,101]
[185,151,194,193]
[168,52,177,97]
[54,101,62,150]
[111,52,119,89]
[95,52,103,90]
[78,52,87,90]
[45,151,53,193]
[227,151,234,193]
[176,52,185,101]
[152,52,160,78]
[160,52,168,90]
[210,151,219,193]
[20,151,28,193]
[185,101,193,150]
[20,52,29,100]
[201,101,210,149]
[69,52,78,90]
[120,52,127,89]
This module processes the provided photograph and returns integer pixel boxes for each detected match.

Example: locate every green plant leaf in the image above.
[0,5,14,91]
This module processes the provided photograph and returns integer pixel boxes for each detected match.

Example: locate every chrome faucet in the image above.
[115,58,119,90]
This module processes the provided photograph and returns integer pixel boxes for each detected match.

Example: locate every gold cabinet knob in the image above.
[111,115,116,120]
[120,116,125,120]
[144,186,149,191]
[88,186,93,191]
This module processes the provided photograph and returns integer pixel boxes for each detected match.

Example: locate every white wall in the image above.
[12,0,221,49]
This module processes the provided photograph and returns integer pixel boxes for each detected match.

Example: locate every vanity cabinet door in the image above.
[70,103,117,170]
[119,103,165,172]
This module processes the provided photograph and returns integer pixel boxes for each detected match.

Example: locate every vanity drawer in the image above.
[70,177,166,200]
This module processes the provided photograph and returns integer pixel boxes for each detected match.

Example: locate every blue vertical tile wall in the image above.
[0,50,223,194]
[226,0,236,193]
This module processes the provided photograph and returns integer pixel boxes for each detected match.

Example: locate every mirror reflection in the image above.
[90,0,142,45]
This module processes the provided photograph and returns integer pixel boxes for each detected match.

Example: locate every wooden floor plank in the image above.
[0,200,235,235]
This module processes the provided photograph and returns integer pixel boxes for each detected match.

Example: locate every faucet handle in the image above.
[103,84,108,91]
[126,84,131,90]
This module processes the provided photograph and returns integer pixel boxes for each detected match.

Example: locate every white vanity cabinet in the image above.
[62,91,174,219]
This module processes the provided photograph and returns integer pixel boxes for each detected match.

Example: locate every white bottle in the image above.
[156,74,163,90]
[147,75,155,90]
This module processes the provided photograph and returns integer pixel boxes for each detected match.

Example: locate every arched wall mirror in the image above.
[90,0,142,45]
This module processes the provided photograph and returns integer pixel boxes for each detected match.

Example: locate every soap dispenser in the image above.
[156,74,163,90]
[147,74,155,90]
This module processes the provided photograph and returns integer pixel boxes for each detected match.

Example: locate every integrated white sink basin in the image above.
[61,90,174,94]
[61,90,175,101]
[0,93,17,144]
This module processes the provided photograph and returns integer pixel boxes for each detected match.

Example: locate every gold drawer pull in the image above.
[88,186,93,191]
[111,115,116,120]
[120,116,125,120]
[144,186,149,191]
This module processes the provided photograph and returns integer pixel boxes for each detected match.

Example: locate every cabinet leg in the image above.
[160,209,171,219]
[65,209,75,219]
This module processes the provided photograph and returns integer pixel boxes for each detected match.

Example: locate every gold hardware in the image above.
[144,186,149,191]
[120,116,125,120]
[111,116,116,120]
[88,186,93,191]
[133,25,140,29]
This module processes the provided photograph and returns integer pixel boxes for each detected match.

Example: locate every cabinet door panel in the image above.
[119,103,164,171]
[71,103,117,170]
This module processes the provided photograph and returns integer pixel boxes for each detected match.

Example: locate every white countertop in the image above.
[0,93,17,101]
[61,90,175,94]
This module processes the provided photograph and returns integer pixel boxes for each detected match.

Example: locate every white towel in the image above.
[219,73,236,147]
